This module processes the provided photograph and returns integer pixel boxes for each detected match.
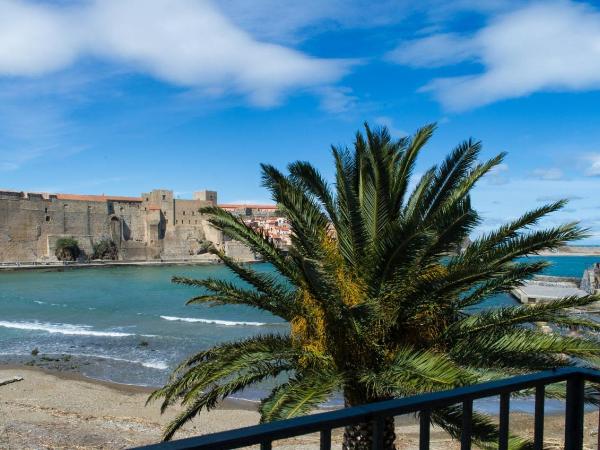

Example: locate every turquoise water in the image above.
[0,255,598,396]
[0,264,286,389]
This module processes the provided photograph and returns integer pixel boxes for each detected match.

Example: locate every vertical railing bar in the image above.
[564,375,585,450]
[533,384,545,450]
[598,403,600,450]
[420,410,431,450]
[260,440,272,450]
[372,416,385,450]
[320,428,331,450]
[498,393,510,450]
[461,400,473,450]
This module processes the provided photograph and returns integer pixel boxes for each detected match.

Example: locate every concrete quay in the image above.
[0,257,240,272]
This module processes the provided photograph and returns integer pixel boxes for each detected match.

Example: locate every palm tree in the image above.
[150,124,600,449]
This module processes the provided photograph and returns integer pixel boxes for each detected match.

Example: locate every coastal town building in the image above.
[512,264,600,305]
[0,188,281,263]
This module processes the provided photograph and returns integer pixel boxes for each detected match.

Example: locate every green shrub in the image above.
[55,238,81,261]
[197,240,212,255]
[92,239,119,260]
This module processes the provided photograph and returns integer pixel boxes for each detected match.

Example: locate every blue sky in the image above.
[1,0,600,242]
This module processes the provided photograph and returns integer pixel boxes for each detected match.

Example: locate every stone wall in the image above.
[0,188,256,263]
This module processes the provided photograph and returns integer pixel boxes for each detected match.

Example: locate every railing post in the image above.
[564,374,585,450]
[498,393,510,450]
[533,384,545,450]
[372,416,385,450]
[420,410,430,450]
[461,400,473,450]
[320,429,331,450]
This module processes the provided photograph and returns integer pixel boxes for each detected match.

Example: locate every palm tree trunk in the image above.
[342,416,396,449]
[342,389,396,449]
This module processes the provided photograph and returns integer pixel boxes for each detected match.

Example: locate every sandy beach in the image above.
[1,366,599,449]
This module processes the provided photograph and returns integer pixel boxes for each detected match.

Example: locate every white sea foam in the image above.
[33,300,46,305]
[160,315,267,326]
[0,321,133,337]
[71,353,169,370]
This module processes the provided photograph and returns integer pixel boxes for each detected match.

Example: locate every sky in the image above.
[0,0,600,242]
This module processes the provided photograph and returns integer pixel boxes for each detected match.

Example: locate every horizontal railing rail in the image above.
[135,367,600,450]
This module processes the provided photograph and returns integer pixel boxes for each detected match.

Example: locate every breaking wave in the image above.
[0,321,134,337]
[160,315,268,326]
[71,353,169,370]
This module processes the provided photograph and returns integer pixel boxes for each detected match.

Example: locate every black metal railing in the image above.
[135,367,600,450]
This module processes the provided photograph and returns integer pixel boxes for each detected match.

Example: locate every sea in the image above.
[0,255,598,411]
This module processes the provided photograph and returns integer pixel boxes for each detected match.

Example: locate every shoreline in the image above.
[0,248,597,273]
[0,258,263,272]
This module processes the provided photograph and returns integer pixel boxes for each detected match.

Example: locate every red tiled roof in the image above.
[219,204,278,210]
[56,193,142,202]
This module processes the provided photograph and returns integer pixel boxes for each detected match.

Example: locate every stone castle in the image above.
[0,188,256,262]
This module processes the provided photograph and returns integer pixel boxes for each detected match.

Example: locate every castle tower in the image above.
[193,190,217,205]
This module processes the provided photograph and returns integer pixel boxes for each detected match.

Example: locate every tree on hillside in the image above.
[54,238,81,262]
[150,123,600,449]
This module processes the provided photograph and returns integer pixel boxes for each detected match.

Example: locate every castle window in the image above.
[44,207,48,213]
[183,211,185,215]
[175,220,178,224]
[162,195,166,200]
[45,215,50,222]
[189,220,191,224]
[192,211,195,216]
[195,220,197,224]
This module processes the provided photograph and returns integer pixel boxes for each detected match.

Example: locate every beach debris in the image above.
[0,376,23,387]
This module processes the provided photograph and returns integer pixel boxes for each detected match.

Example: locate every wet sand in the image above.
[0,366,599,449]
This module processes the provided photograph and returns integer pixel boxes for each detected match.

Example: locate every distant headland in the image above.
[537,245,600,256]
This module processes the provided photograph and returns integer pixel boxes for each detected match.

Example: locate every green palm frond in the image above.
[448,295,600,337]
[451,328,600,370]
[259,369,343,422]
[360,347,479,397]
[161,360,288,441]
[149,335,294,413]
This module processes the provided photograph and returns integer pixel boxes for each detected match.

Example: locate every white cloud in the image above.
[583,153,600,176]
[218,0,413,44]
[0,1,81,75]
[386,33,479,68]
[373,116,407,138]
[486,162,509,185]
[0,0,353,107]
[532,168,563,180]
[390,1,600,110]
[316,86,359,114]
